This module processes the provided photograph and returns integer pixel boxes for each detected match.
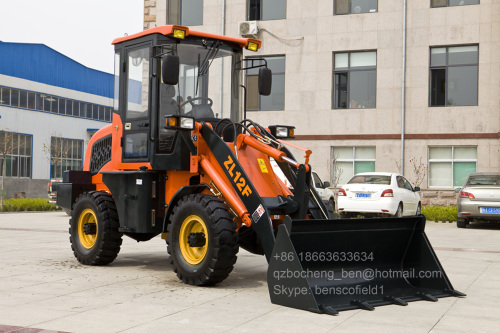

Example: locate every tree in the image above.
[330,152,343,213]
[43,136,72,179]
[0,130,19,209]
[395,156,427,188]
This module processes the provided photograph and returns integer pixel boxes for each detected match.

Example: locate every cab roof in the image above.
[112,25,261,50]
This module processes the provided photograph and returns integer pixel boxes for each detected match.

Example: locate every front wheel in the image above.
[69,192,122,265]
[167,194,239,286]
[328,198,335,210]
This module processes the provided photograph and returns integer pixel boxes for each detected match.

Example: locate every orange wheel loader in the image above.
[57,25,464,314]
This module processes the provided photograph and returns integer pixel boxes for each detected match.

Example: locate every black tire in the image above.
[328,198,335,210]
[167,194,239,286]
[457,218,467,228]
[70,191,122,265]
[416,203,422,215]
[394,203,403,217]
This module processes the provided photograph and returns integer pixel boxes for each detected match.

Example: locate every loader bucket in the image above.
[267,215,465,314]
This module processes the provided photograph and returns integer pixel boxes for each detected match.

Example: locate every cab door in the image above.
[122,43,152,162]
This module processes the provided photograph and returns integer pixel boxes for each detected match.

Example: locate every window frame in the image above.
[166,0,204,26]
[49,137,84,179]
[430,0,479,8]
[0,132,33,179]
[245,55,286,111]
[0,85,112,123]
[331,146,376,185]
[428,146,477,188]
[332,50,377,109]
[429,44,479,107]
[247,0,287,21]
[334,0,378,15]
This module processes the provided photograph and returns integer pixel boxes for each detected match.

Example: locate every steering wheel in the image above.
[183,97,214,118]
[184,96,213,107]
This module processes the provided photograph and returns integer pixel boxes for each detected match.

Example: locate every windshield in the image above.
[159,40,242,121]
[467,175,500,186]
[348,175,391,185]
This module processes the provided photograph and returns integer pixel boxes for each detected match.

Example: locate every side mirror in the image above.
[162,54,180,85]
[258,67,272,96]
[414,186,420,192]
[323,181,331,188]
[454,187,461,193]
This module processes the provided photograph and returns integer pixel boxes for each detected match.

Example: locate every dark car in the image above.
[456,172,500,228]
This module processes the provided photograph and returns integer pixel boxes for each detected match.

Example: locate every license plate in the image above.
[480,207,500,214]
[355,193,371,198]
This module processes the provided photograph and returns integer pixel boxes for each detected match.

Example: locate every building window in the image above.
[332,146,375,184]
[246,56,285,111]
[167,0,203,26]
[334,0,378,15]
[248,0,286,21]
[428,146,476,187]
[0,132,32,178]
[429,45,478,107]
[333,51,377,109]
[49,137,83,179]
[431,0,479,8]
[0,85,112,122]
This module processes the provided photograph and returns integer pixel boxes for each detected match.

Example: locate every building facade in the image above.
[145,0,500,205]
[0,42,113,198]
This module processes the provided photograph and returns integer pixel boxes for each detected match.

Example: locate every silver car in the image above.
[456,172,500,228]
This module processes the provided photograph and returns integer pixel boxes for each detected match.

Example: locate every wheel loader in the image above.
[57,25,464,314]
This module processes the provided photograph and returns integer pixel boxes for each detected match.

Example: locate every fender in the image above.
[162,184,211,232]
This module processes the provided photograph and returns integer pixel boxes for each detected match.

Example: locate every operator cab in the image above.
[112,26,271,170]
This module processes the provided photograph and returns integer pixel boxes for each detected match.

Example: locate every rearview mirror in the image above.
[323,181,331,188]
[414,186,420,192]
[258,67,272,96]
[162,54,179,85]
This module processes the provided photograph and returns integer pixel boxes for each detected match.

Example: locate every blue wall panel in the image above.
[0,42,113,98]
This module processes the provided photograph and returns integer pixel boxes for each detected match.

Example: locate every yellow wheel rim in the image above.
[78,208,98,249]
[179,215,208,265]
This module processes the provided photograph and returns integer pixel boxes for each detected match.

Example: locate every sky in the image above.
[0,0,144,74]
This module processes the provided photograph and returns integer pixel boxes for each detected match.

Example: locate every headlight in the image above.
[180,117,194,129]
[268,125,295,139]
[165,115,195,131]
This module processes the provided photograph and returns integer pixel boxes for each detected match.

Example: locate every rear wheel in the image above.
[69,192,122,265]
[167,194,239,285]
[394,203,403,217]
[457,218,467,228]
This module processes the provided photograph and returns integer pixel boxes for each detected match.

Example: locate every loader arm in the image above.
[199,123,276,261]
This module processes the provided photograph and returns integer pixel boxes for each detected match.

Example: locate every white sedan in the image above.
[337,172,421,218]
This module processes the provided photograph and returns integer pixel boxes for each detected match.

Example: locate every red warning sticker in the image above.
[252,204,265,223]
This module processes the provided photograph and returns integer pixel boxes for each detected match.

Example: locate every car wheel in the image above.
[328,198,335,210]
[416,203,421,215]
[457,218,467,228]
[394,203,403,217]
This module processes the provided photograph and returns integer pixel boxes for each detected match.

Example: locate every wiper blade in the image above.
[195,41,221,94]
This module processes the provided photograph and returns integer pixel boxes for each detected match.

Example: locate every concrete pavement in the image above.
[0,211,499,332]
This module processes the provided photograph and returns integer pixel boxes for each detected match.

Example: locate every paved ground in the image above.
[0,211,499,333]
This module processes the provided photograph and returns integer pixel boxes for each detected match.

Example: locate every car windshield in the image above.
[348,175,391,185]
[466,175,500,186]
